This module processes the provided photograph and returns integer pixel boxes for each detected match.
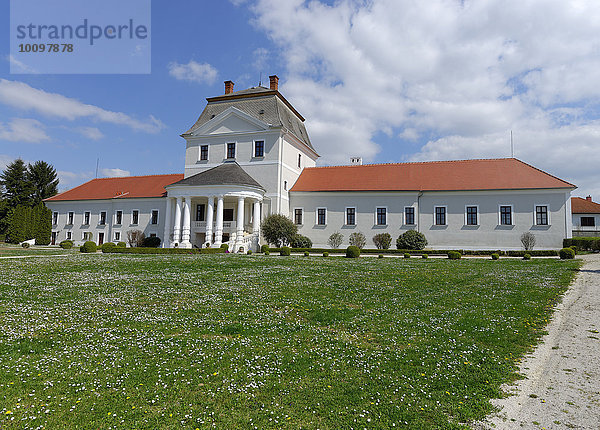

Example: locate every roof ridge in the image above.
[304,157,516,170]
[92,173,183,180]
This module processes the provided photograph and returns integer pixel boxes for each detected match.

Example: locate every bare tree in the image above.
[328,232,343,249]
[349,232,367,249]
[520,232,536,251]
[127,229,145,247]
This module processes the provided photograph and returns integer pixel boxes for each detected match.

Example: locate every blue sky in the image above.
[1,0,600,198]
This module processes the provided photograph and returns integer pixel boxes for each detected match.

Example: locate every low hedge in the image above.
[447,251,461,260]
[101,242,116,253]
[263,247,559,257]
[59,240,73,249]
[104,247,226,255]
[563,237,600,251]
[280,246,291,256]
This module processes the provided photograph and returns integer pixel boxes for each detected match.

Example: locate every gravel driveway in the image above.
[474,254,600,430]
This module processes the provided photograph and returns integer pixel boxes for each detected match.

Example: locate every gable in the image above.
[189,107,269,137]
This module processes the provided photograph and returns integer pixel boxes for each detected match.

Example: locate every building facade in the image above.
[45,77,575,250]
[571,196,600,237]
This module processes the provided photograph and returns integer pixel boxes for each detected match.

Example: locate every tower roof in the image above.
[167,162,264,190]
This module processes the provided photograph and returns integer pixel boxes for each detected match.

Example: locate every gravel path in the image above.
[474,254,600,430]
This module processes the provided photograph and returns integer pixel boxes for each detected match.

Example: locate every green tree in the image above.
[0,159,34,208]
[33,204,52,245]
[28,161,59,203]
[260,214,297,247]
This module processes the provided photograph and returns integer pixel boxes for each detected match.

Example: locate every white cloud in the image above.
[252,48,269,72]
[0,154,15,171]
[76,127,104,140]
[57,170,93,191]
[0,118,49,143]
[168,60,218,85]
[0,79,165,134]
[245,0,600,196]
[100,168,131,178]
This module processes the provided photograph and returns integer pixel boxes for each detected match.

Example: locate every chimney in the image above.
[269,75,279,91]
[224,80,234,94]
[350,157,363,165]
[586,195,592,202]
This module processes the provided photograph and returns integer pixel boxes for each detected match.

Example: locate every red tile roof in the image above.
[571,197,600,213]
[45,174,183,201]
[290,158,575,192]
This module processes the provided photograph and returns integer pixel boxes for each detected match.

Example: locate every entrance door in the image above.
[98,232,104,245]
[51,232,57,245]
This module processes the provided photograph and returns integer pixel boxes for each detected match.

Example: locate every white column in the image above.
[181,196,192,248]
[173,196,183,244]
[236,196,245,246]
[205,196,214,246]
[252,200,261,234]
[163,197,173,247]
[214,195,224,246]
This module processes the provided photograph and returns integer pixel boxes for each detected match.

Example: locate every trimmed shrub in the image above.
[142,236,161,248]
[447,251,461,260]
[261,214,297,247]
[404,253,411,259]
[378,254,384,259]
[373,233,392,250]
[80,241,97,253]
[421,254,428,259]
[303,251,310,257]
[117,241,127,248]
[220,243,229,251]
[569,245,577,255]
[323,251,329,257]
[103,247,225,254]
[101,242,116,253]
[396,230,427,250]
[21,242,30,248]
[346,245,360,258]
[261,244,270,254]
[264,250,270,255]
[491,253,500,260]
[523,253,532,260]
[559,247,576,260]
[59,240,73,249]
[291,234,313,248]
[247,250,253,255]
[280,246,291,256]
[349,232,366,249]
[328,232,343,249]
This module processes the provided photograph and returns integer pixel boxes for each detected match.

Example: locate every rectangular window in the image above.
[294,208,303,225]
[114,231,121,241]
[84,211,90,225]
[500,206,512,225]
[83,232,92,241]
[196,204,205,222]
[405,207,415,225]
[284,181,287,191]
[535,205,548,225]
[52,212,58,225]
[466,206,478,225]
[200,145,208,161]
[115,210,122,225]
[346,207,356,226]
[298,154,302,168]
[581,216,595,227]
[435,207,446,226]
[99,211,107,225]
[317,208,327,225]
[254,140,264,157]
[151,210,159,225]
[376,207,387,225]
[132,210,139,225]
[66,231,72,240]
[223,209,234,222]
[68,211,74,225]
[227,142,236,159]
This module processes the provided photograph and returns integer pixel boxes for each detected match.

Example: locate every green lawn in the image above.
[0,254,580,429]
[0,244,73,257]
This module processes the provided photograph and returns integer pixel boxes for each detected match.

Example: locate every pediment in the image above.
[190,107,270,136]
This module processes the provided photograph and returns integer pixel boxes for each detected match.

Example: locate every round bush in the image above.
[261,244,270,254]
[117,241,127,248]
[569,245,577,255]
[346,245,360,258]
[447,251,461,260]
[220,243,229,251]
[101,242,116,253]
[404,253,411,259]
[280,246,291,256]
[142,236,161,248]
[421,254,428,259]
[80,241,97,253]
[491,253,500,260]
[396,230,428,250]
[21,242,30,248]
[378,254,384,259]
[291,234,313,249]
[304,251,310,257]
[264,250,270,255]
[523,253,532,260]
[323,251,329,257]
[559,247,576,260]
[247,250,253,255]
[59,240,73,249]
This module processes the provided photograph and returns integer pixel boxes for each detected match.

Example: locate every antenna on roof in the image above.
[258,72,262,87]
[95,157,99,178]
[510,130,515,158]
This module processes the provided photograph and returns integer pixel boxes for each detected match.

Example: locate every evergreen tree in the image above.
[0,159,34,207]
[28,161,59,203]
[34,204,52,245]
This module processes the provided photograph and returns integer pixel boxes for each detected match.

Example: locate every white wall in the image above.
[572,213,600,235]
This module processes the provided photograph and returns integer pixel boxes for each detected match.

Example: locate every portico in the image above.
[164,162,265,252]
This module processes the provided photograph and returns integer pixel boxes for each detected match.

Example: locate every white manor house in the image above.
[45,76,576,251]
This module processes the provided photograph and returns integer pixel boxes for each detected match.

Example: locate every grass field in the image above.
[0,254,580,429]
[0,244,72,257]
